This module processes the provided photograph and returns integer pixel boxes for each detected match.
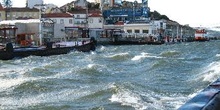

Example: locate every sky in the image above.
[9,0,220,27]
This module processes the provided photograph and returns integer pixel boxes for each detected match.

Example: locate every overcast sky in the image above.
[10,0,220,27]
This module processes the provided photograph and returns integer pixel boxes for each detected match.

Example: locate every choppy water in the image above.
[1,41,220,110]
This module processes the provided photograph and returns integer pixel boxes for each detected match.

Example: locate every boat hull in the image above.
[0,51,14,60]
[0,42,95,60]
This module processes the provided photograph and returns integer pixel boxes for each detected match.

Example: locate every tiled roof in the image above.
[42,13,73,18]
[5,7,39,12]
[88,13,102,17]
[68,9,87,14]
[68,9,101,14]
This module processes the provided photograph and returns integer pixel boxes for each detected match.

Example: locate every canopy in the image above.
[0,19,40,25]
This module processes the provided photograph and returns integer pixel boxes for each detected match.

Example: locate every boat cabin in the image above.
[0,25,17,48]
[17,33,35,46]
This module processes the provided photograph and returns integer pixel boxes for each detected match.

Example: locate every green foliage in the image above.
[150,10,170,20]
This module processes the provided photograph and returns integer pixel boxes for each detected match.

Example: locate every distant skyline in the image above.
[8,0,220,27]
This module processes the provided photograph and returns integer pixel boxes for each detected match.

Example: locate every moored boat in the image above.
[0,38,96,60]
[194,28,209,41]
[179,78,220,110]
[103,29,164,45]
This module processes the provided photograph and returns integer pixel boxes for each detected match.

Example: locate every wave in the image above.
[151,60,167,69]
[200,61,220,82]
[109,84,148,110]
[160,50,180,58]
[105,52,131,61]
[131,52,162,61]
[109,83,171,110]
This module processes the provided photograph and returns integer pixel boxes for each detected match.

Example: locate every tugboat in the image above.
[0,25,96,60]
[194,28,209,41]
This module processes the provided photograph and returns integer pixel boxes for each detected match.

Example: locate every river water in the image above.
[1,41,220,110]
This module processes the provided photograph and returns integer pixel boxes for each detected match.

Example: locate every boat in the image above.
[100,29,164,45]
[194,28,210,41]
[0,38,96,60]
[0,21,96,60]
[179,78,220,110]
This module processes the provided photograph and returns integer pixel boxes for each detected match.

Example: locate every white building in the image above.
[27,0,43,8]
[42,13,74,39]
[102,20,167,40]
[42,13,74,27]
[70,9,87,28]
[88,13,103,29]
[88,13,103,38]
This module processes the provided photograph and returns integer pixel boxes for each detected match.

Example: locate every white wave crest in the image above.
[131,52,162,61]
[109,90,148,110]
[216,54,220,57]
[106,52,129,58]
[201,62,220,82]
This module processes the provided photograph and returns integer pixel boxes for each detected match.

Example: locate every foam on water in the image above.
[195,62,220,82]
[216,54,220,57]
[109,89,148,110]
[198,61,220,82]
[160,50,180,57]
[131,52,163,61]
[106,52,129,58]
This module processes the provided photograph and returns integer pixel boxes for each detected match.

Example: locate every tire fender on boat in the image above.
[6,43,13,52]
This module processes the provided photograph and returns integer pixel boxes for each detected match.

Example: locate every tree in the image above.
[2,0,12,8]
[150,10,170,20]
[160,15,170,20]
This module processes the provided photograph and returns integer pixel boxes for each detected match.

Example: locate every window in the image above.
[34,13,37,17]
[24,13,27,17]
[89,19,93,23]
[160,22,163,28]
[53,19,57,23]
[143,30,149,33]
[69,19,73,24]
[127,30,132,33]
[60,19,64,24]
[29,13,32,17]
[99,18,102,23]
[134,30,140,33]
[76,15,80,18]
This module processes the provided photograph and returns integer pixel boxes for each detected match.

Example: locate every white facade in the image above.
[152,20,166,30]
[46,17,74,27]
[27,0,43,8]
[73,14,87,28]
[124,24,151,34]
[88,17,103,29]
